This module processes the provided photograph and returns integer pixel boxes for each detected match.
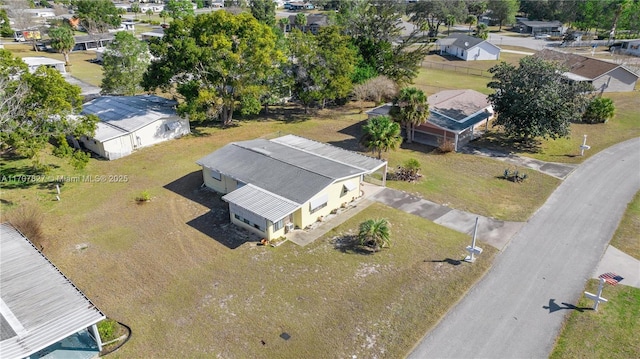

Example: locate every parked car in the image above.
[535,33,551,40]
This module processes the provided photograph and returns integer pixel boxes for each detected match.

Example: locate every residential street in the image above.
[408,137,640,358]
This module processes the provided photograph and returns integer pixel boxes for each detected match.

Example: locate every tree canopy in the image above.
[582,97,615,124]
[143,11,282,126]
[249,0,276,26]
[75,0,121,33]
[101,32,151,96]
[487,56,593,143]
[487,0,519,31]
[165,0,195,20]
[0,49,96,163]
[360,115,402,159]
[48,26,75,65]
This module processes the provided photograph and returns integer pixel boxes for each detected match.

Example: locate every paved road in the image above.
[408,137,640,358]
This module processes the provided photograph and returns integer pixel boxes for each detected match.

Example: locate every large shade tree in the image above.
[143,12,282,126]
[360,115,402,159]
[75,0,121,33]
[390,87,429,144]
[101,32,151,96]
[487,56,593,144]
[0,49,97,163]
[487,0,519,31]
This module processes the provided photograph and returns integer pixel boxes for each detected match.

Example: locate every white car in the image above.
[535,33,551,40]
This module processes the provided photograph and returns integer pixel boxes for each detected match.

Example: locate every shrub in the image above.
[8,205,46,250]
[437,138,456,153]
[150,20,160,25]
[70,150,90,170]
[357,218,391,252]
[403,158,421,176]
[135,190,151,203]
[98,319,118,342]
[503,168,528,183]
[581,97,615,124]
[52,136,74,158]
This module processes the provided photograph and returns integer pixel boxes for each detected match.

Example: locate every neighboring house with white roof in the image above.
[536,49,639,92]
[367,89,494,151]
[22,56,66,74]
[196,135,387,240]
[436,33,501,61]
[79,95,190,160]
[0,223,106,359]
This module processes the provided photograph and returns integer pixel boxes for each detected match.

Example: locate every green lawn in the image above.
[5,43,104,86]
[1,138,497,358]
[610,190,640,260]
[550,280,640,359]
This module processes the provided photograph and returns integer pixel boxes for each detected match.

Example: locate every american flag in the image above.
[599,272,624,286]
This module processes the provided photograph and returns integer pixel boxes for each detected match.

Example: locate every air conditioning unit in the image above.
[285,223,294,233]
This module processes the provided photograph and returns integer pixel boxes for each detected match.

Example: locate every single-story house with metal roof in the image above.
[79,95,190,160]
[0,223,106,359]
[536,49,639,92]
[516,19,564,36]
[615,39,640,57]
[22,56,66,74]
[196,135,387,240]
[367,89,494,151]
[436,33,501,61]
[72,33,114,51]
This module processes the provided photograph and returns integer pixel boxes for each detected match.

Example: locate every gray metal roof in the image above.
[222,184,301,223]
[0,223,105,359]
[436,33,491,50]
[73,33,114,44]
[82,95,179,139]
[197,142,335,204]
[271,135,387,173]
[197,136,385,205]
[517,20,563,28]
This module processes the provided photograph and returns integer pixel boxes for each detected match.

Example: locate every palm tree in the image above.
[295,13,306,31]
[146,9,154,20]
[279,17,290,32]
[49,26,75,66]
[445,14,456,35]
[390,87,428,144]
[476,23,489,40]
[360,115,402,159]
[465,15,477,34]
[358,218,391,252]
[159,10,169,25]
[131,3,141,20]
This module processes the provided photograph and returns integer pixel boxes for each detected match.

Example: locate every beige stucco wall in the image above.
[298,177,361,229]
[201,170,240,194]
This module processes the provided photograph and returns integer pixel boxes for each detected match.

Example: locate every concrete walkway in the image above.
[500,49,535,55]
[371,188,523,250]
[593,245,640,289]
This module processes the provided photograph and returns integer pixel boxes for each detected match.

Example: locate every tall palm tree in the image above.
[358,218,391,252]
[446,14,456,35]
[279,17,290,32]
[295,13,306,31]
[390,87,428,144]
[465,15,477,34]
[360,115,402,159]
[476,23,489,40]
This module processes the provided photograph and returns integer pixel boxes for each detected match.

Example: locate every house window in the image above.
[211,169,221,180]
[233,213,264,231]
[309,193,329,214]
[273,219,284,231]
[341,181,357,197]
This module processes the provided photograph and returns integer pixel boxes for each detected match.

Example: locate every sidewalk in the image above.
[593,245,640,289]
[370,188,524,250]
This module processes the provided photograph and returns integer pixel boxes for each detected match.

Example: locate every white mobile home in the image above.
[436,33,501,61]
[80,95,190,160]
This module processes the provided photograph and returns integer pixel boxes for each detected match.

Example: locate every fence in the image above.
[420,60,493,78]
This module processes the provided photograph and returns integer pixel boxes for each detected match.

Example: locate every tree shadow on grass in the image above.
[332,235,375,255]
[425,258,463,266]
[472,130,542,154]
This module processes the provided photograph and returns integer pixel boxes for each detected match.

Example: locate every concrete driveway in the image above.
[408,137,640,358]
